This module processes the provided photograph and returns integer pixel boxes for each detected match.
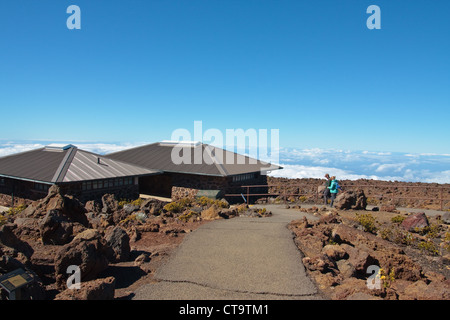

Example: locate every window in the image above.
[232,173,256,183]
[34,183,50,192]
[0,178,5,186]
[82,177,135,193]
[124,177,133,185]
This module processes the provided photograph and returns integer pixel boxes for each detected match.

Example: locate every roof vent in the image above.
[159,140,201,147]
[44,144,75,152]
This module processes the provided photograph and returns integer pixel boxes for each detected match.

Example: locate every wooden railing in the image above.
[225,183,450,211]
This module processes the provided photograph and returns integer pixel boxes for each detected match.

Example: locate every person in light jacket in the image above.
[327,176,342,207]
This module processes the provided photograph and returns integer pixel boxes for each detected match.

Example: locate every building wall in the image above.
[169,172,268,203]
[0,177,140,206]
[0,177,48,207]
[0,172,269,207]
[61,182,140,204]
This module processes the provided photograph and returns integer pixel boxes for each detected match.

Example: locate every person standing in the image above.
[328,176,341,207]
[323,174,332,205]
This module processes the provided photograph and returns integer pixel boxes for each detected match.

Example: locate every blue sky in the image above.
[1,0,449,154]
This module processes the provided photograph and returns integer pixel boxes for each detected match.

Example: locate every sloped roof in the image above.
[0,146,161,184]
[106,142,282,177]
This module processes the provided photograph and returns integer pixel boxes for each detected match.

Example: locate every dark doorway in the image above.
[139,174,172,198]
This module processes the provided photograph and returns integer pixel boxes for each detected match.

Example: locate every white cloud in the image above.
[75,142,145,155]
[0,142,145,157]
[269,164,390,181]
[375,163,406,173]
[363,151,392,156]
[0,143,45,157]
[269,162,450,184]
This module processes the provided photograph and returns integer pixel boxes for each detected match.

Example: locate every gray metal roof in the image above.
[106,142,282,177]
[0,146,161,184]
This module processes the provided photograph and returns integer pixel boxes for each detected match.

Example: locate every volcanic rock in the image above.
[441,212,450,224]
[101,194,119,214]
[40,210,74,245]
[201,205,221,220]
[54,229,110,289]
[104,226,130,262]
[400,212,429,232]
[334,190,367,210]
[54,276,116,300]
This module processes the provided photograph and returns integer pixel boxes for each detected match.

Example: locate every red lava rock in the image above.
[400,212,429,232]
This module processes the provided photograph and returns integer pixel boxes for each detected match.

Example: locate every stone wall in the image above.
[171,186,199,200]
[170,173,229,201]
[170,172,269,203]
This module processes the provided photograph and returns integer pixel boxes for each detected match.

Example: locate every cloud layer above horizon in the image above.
[1,142,449,184]
[270,147,450,184]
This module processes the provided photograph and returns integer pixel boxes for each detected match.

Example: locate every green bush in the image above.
[391,215,406,224]
[415,224,441,238]
[195,196,228,208]
[178,210,199,222]
[119,198,144,208]
[394,230,416,246]
[163,201,184,213]
[6,205,27,216]
[418,240,439,256]
[177,197,193,208]
[118,199,129,209]
[0,214,7,226]
[131,198,144,207]
[356,213,378,234]
[197,196,213,207]
[119,213,137,225]
[0,205,27,226]
[442,232,450,253]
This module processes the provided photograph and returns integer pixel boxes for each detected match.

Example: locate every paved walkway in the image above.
[133,205,322,300]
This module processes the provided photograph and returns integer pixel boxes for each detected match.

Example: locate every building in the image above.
[0,144,161,206]
[106,141,281,202]
[0,141,281,206]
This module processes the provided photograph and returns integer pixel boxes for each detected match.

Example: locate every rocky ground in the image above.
[0,186,270,300]
[286,190,450,300]
[1,181,449,300]
[266,177,450,210]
